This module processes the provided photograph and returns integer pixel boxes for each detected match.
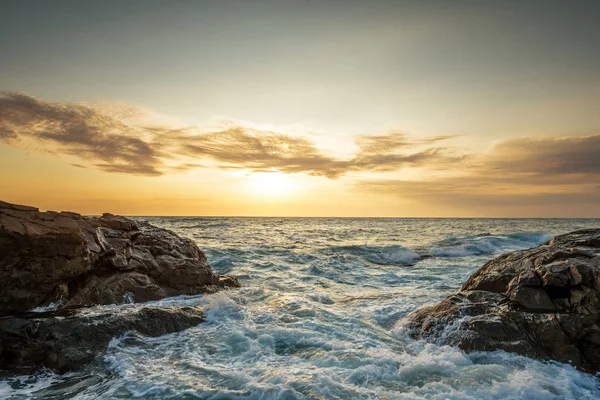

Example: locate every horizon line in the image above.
[117,215,600,220]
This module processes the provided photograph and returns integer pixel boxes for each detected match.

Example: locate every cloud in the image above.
[180,126,344,178]
[3,92,599,214]
[0,92,163,176]
[178,127,463,178]
[355,132,460,154]
[3,90,598,218]
[355,134,600,213]
[0,92,462,178]
[484,135,600,175]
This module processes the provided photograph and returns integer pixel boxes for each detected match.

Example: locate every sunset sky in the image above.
[1,0,599,217]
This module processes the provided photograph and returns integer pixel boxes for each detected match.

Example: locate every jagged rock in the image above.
[0,200,240,314]
[0,305,205,372]
[406,228,600,373]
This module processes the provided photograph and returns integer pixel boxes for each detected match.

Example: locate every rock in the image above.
[508,286,555,311]
[518,270,543,287]
[0,305,205,372]
[0,200,240,314]
[406,228,600,373]
[460,230,600,294]
[539,260,573,287]
[0,200,39,212]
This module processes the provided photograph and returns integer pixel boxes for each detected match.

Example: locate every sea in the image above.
[2,218,600,399]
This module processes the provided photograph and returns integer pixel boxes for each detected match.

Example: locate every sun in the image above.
[247,172,296,198]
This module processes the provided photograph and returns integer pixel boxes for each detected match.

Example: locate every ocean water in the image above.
[3,218,600,399]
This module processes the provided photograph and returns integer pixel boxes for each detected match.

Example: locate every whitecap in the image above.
[429,232,553,258]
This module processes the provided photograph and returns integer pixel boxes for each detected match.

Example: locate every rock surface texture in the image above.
[0,305,205,372]
[406,228,600,373]
[0,200,240,314]
[0,200,240,372]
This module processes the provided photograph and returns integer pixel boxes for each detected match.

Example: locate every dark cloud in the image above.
[0,92,462,178]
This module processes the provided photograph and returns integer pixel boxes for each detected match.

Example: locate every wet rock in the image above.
[406,228,600,373]
[0,201,240,314]
[508,286,555,312]
[0,305,205,372]
[539,261,573,287]
[518,270,543,287]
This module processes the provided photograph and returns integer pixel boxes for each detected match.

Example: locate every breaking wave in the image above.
[428,232,553,258]
[327,232,552,264]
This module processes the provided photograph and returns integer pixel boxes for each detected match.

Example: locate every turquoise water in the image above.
[3,218,600,399]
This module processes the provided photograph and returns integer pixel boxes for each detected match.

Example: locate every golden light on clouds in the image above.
[0,91,599,217]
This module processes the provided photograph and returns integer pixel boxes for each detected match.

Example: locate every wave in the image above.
[329,244,421,265]
[327,232,552,266]
[428,231,553,258]
[182,222,233,229]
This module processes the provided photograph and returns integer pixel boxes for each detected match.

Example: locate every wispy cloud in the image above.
[356,134,600,212]
[3,90,598,215]
[3,92,599,214]
[355,132,460,154]
[0,92,462,178]
[484,135,600,175]
[0,92,164,175]
[180,127,462,178]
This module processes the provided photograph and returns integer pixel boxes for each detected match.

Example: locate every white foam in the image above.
[430,232,553,258]
[0,370,65,398]
[29,301,61,313]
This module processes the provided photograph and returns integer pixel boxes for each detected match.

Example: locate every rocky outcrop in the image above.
[0,200,241,373]
[405,228,600,373]
[0,200,240,314]
[0,305,205,372]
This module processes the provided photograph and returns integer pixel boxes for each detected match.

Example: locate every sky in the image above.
[1,0,599,217]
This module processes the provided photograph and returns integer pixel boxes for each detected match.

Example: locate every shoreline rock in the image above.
[405,228,600,373]
[0,200,240,314]
[0,305,205,373]
[0,200,240,373]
